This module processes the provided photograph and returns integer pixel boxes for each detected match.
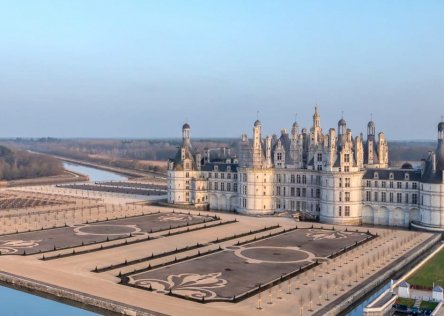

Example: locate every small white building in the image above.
[433,285,443,301]
[398,281,410,298]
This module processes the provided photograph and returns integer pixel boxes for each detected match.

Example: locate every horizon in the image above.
[1,1,443,139]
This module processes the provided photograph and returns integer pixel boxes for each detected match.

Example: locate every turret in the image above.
[252,120,264,168]
[182,123,191,148]
[313,106,320,129]
[367,120,376,140]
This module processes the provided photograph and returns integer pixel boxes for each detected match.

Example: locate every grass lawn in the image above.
[396,297,415,308]
[420,301,438,310]
[407,249,444,288]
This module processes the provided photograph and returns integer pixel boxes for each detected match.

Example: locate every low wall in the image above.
[0,271,163,316]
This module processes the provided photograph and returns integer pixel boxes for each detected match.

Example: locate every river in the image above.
[0,162,128,316]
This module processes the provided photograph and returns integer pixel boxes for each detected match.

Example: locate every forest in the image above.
[0,145,64,180]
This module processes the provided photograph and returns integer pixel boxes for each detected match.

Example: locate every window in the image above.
[389,192,394,203]
[344,154,350,163]
[389,173,394,180]
[221,173,225,179]
[215,173,219,179]
[233,183,238,192]
[345,206,350,216]
[317,165,322,171]
[297,175,301,184]
[209,182,213,190]
[339,192,342,202]
[339,178,343,188]
[302,188,306,197]
[397,182,402,189]
[345,192,351,202]
[381,192,386,202]
[382,181,386,188]
[208,172,212,178]
[412,194,418,204]
[397,193,402,203]
[345,178,351,188]
[405,194,409,204]
[339,206,342,216]
[366,180,371,187]
[290,175,295,183]
[221,183,225,191]
[186,172,190,178]
[214,182,218,190]
[227,183,231,191]
[242,173,247,182]
[344,166,350,172]
[297,188,301,197]
[374,181,378,188]
[405,182,409,189]
[302,175,307,184]
[276,187,281,196]
[291,187,295,196]
[374,172,379,179]
[277,174,282,183]
[405,173,410,181]
[317,153,323,162]
[316,189,320,198]
[374,192,378,202]
[227,173,231,179]
[412,182,417,189]
[366,191,371,201]
[277,152,282,161]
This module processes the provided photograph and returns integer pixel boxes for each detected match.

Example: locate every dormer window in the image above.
[404,173,410,181]
[374,172,379,179]
[389,173,394,180]
[227,166,231,172]
[214,165,218,171]
[277,152,282,161]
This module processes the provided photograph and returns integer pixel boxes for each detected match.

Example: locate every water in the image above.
[345,281,391,315]
[0,286,98,316]
[0,163,126,315]
[64,162,128,182]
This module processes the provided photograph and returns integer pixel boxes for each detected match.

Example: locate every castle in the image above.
[167,108,444,231]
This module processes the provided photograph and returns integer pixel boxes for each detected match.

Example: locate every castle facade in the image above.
[167,108,444,230]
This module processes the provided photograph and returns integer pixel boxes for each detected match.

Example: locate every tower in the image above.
[182,123,191,148]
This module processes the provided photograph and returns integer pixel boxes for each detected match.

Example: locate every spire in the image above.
[313,105,320,128]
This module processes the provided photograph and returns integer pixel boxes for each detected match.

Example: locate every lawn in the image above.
[407,249,444,289]
[396,297,415,308]
[420,301,438,311]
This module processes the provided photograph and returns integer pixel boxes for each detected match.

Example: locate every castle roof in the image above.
[363,168,422,181]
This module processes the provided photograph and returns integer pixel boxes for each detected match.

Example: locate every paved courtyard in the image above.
[127,228,370,301]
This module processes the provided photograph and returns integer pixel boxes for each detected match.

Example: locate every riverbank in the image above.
[0,169,89,188]
[48,154,166,179]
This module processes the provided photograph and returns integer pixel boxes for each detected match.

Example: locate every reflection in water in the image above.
[64,162,128,182]
[0,274,98,316]
[346,282,391,315]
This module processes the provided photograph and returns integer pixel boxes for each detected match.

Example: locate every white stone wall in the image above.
[320,171,364,225]
[419,182,444,227]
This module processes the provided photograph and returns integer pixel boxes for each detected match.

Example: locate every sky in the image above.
[0,1,443,140]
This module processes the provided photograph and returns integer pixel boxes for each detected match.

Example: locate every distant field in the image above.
[407,249,444,288]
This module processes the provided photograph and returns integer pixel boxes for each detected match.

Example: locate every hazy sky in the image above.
[0,1,443,140]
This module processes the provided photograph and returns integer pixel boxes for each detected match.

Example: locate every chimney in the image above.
[432,152,436,173]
